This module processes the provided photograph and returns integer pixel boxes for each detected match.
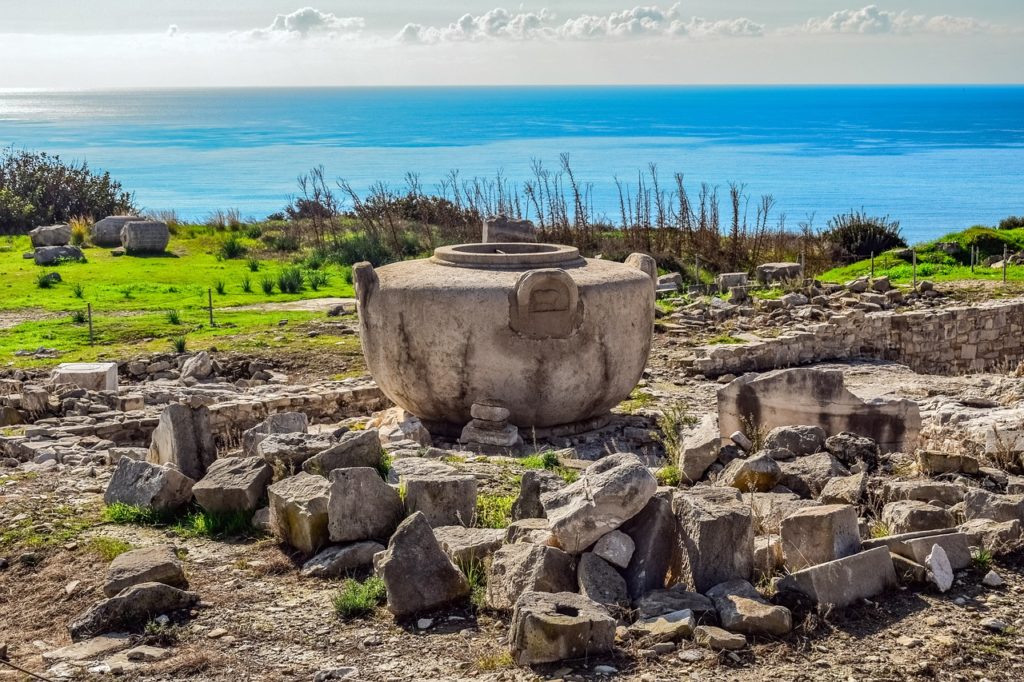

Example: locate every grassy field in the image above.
[0,230,357,367]
[819,226,1024,285]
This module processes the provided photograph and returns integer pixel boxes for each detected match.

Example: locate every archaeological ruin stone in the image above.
[673,487,753,592]
[300,541,385,579]
[103,545,187,597]
[91,216,139,247]
[963,489,1024,523]
[148,403,216,481]
[818,472,867,505]
[241,412,309,457]
[29,224,71,247]
[576,552,630,611]
[780,504,860,571]
[917,450,980,475]
[369,407,432,446]
[258,432,335,475]
[755,262,801,285]
[511,469,563,520]
[693,625,746,651]
[679,413,721,483]
[121,220,170,254]
[706,579,792,637]
[764,425,826,456]
[882,500,954,535]
[192,456,272,514]
[403,472,477,528]
[926,544,954,592]
[883,480,965,507]
[959,518,1021,549]
[754,535,783,578]
[104,458,195,512]
[378,512,471,618]
[719,453,782,493]
[482,215,538,243]
[777,452,850,499]
[777,546,898,610]
[542,453,657,554]
[825,432,879,470]
[628,609,696,643]
[327,467,404,543]
[634,585,716,620]
[486,543,577,612]
[33,245,84,265]
[353,242,654,430]
[70,582,199,641]
[180,351,213,381]
[505,518,553,545]
[592,530,635,569]
[718,368,920,453]
[52,362,118,392]
[267,472,331,555]
[433,526,504,564]
[509,591,615,666]
[302,429,382,476]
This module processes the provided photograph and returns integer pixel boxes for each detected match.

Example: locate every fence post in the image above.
[87,303,94,346]
[870,251,875,279]
[1004,245,1009,284]
[912,249,917,288]
[208,288,214,326]
[970,246,975,273]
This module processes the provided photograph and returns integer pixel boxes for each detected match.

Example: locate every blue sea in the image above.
[1,85,1023,243]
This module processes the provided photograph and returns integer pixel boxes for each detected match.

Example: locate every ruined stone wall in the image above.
[692,298,1024,377]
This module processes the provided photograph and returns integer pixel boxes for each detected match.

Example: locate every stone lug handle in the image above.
[509,268,581,339]
[624,252,657,281]
[352,261,378,311]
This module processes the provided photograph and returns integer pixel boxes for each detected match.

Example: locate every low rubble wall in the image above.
[693,298,1024,377]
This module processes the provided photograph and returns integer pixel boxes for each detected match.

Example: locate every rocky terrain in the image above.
[2,286,1024,682]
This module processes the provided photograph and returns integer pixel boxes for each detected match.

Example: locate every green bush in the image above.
[71,310,87,325]
[474,494,515,529]
[325,231,393,267]
[166,309,181,325]
[822,210,907,259]
[247,257,261,272]
[0,147,135,233]
[998,215,1024,230]
[260,276,275,295]
[277,267,304,294]
[71,282,85,298]
[36,272,55,289]
[307,270,329,291]
[241,275,252,293]
[332,577,387,619]
[218,235,247,260]
[171,336,187,353]
[214,280,226,296]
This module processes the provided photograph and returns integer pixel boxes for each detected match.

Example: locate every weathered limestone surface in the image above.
[91,216,138,247]
[673,487,753,592]
[121,220,170,253]
[148,403,216,480]
[268,472,331,555]
[718,368,920,453]
[104,458,194,512]
[778,547,898,610]
[192,456,272,513]
[29,224,71,247]
[379,512,471,617]
[780,504,860,571]
[52,363,118,392]
[486,543,576,612]
[510,591,615,666]
[104,545,187,597]
[70,583,199,641]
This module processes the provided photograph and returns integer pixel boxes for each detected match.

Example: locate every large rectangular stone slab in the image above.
[672,487,753,592]
[52,362,118,392]
[777,546,897,610]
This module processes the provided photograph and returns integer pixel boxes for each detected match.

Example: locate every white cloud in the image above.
[247,6,364,40]
[803,5,989,35]
[397,5,763,44]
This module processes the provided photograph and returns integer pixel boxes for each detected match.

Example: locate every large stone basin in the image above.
[353,243,656,430]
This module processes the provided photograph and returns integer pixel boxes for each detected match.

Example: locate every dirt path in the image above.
[223,297,356,313]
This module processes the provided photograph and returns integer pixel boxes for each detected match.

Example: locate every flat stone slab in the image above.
[52,363,118,392]
[777,546,898,610]
[42,633,131,661]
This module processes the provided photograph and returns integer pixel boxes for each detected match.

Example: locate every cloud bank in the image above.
[802,5,989,35]
[247,6,364,40]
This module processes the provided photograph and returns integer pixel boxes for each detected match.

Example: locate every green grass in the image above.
[618,387,655,414]
[521,450,561,470]
[88,536,135,561]
[1,503,100,550]
[332,576,387,619]
[102,502,167,525]
[707,333,745,345]
[655,464,681,487]
[474,493,515,529]
[172,509,256,539]
[869,521,891,539]
[459,558,488,610]
[972,547,993,570]
[751,287,786,300]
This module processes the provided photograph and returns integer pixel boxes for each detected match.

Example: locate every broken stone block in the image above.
[577,552,630,611]
[192,456,272,514]
[103,545,187,598]
[963,489,1024,523]
[69,582,199,641]
[593,530,635,569]
[818,472,867,505]
[764,425,826,456]
[778,452,849,499]
[41,633,131,663]
[369,407,432,447]
[882,500,954,535]
[379,512,470,618]
[780,504,860,571]
[926,544,953,592]
[104,458,194,513]
[900,533,972,571]
[511,469,563,520]
[634,584,716,620]
[959,518,1022,551]
[718,368,920,453]
[883,480,965,506]
[258,432,335,476]
[327,467,404,543]
[148,403,216,480]
[180,351,213,381]
[267,472,331,555]
[486,543,576,612]
[679,414,721,483]
[673,487,753,592]
[433,526,504,564]
[302,429,382,476]
[754,535,783,578]
[387,457,456,482]
[825,432,879,471]
[505,518,553,544]
[777,546,898,610]
[51,362,118,392]
[628,609,695,643]
[693,625,746,650]
[460,419,521,448]
[242,412,308,457]
[30,223,71,247]
[300,541,385,579]
[510,591,615,666]
[706,579,792,637]
[541,452,657,554]
[719,453,781,493]
[744,492,821,534]
[917,450,980,476]
[404,473,477,528]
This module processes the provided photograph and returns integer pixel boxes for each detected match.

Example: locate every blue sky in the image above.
[1,3,1021,87]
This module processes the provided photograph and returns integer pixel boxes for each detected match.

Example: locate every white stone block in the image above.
[52,362,118,392]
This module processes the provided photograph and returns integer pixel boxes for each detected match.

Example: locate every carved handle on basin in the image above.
[352,261,378,312]
[509,268,581,339]
[625,252,657,281]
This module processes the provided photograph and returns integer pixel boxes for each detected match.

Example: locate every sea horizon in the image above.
[3,83,1023,244]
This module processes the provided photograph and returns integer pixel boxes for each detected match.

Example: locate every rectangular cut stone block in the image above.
[672,487,753,592]
[901,533,972,571]
[778,546,898,610]
[52,362,118,392]
[781,504,860,571]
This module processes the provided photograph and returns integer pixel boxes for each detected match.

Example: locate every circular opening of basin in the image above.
[432,243,585,269]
